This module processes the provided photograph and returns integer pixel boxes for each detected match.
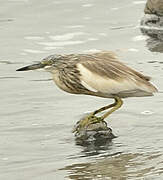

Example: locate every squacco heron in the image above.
[17,51,158,132]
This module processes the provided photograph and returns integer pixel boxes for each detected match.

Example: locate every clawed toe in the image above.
[73,115,104,133]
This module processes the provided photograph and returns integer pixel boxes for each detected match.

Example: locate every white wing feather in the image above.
[77,63,153,94]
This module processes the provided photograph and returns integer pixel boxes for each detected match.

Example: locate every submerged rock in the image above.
[140,14,163,40]
[140,0,163,40]
[140,0,163,52]
[146,38,163,52]
[73,118,116,146]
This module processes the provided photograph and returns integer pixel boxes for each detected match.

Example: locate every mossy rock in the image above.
[73,120,116,146]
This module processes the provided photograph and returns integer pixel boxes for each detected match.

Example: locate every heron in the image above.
[16,51,158,132]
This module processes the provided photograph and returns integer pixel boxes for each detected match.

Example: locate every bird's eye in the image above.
[41,59,53,65]
[41,60,47,65]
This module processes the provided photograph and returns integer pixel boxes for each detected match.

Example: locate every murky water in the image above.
[0,0,163,179]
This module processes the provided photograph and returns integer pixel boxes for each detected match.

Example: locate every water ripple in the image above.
[49,32,85,41]
[24,36,44,40]
[0,76,22,80]
[23,49,46,54]
[38,40,85,47]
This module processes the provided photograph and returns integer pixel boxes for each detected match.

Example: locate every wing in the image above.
[77,51,158,96]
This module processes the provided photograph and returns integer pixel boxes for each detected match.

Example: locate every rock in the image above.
[140,14,163,39]
[140,0,163,40]
[144,0,163,16]
[73,119,116,146]
[146,38,163,52]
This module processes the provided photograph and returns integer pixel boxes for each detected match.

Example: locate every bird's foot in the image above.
[73,114,106,133]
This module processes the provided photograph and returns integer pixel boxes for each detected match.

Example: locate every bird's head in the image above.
[16,55,61,72]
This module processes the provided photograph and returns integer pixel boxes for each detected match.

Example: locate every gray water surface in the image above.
[0,0,163,179]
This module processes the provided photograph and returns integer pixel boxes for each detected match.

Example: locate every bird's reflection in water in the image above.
[61,151,162,180]
[62,130,163,179]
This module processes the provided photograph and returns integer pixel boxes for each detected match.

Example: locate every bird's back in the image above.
[52,51,158,98]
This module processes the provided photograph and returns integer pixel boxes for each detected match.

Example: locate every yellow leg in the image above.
[92,101,117,115]
[77,100,118,128]
[74,96,123,132]
[101,96,123,120]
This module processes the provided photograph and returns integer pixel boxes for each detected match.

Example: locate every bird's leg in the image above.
[74,97,122,132]
[74,114,102,132]
[86,96,123,124]
[92,102,117,115]
[101,96,123,120]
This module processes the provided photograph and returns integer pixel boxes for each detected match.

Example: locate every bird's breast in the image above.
[52,70,76,94]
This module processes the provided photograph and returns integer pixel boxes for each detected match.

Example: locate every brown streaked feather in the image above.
[74,51,157,96]
[55,64,88,94]
[78,51,150,81]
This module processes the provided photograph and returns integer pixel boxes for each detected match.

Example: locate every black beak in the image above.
[16,63,45,71]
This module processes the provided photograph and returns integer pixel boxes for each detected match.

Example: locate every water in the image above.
[0,0,163,179]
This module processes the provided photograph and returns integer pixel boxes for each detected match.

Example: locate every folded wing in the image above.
[77,51,158,97]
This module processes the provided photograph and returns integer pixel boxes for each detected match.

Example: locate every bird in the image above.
[16,51,158,132]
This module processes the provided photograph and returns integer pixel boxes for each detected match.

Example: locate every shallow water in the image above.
[0,0,163,179]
